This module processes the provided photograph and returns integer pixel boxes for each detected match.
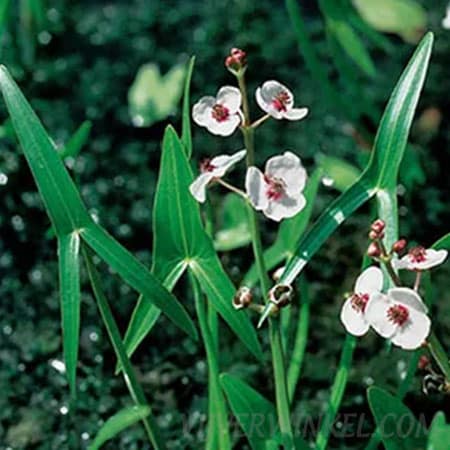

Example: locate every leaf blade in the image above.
[80,224,197,340]
[181,56,195,157]
[88,406,151,450]
[58,231,81,398]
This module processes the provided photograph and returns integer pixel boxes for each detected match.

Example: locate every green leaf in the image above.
[280,32,433,287]
[181,56,195,157]
[367,386,427,450]
[432,233,450,251]
[124,126,262,361]
[214,193,251,251]
[80,224,197,340]
[220,373,277,450]
[128,62,186,128]
[318,155,360,192]
[58,232,81,398]
[320,0,376,77]
[428,412,450,450]
[59,120,92,160]
[244,169,322,287]
[83,248,165,450]
[88,405,151,450]
[353,0,427,43]
[0,65,92,235]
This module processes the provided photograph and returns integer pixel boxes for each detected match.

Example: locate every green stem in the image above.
[315,335,357,450]
[237,68,294,447]
[82,246,166,450]
[427,333,450,381]
[189,271,231,450]
[287,276,310,403]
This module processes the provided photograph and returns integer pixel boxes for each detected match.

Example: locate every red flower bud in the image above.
[371,219,385,234]
[225,48,247,73]
[392,238,407,255]
[418,355,430,370]
[367,242,381,258]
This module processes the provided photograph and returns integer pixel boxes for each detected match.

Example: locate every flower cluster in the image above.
[189,48,309,222]
[340,220,448,350]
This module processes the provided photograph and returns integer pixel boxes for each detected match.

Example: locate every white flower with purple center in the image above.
[255,80,308,121]
[392,246,448,271]
[189,149,246,203]
[245,151,307,222]
[340,266,383,337]
[192,86,242,136]
[365,287,431,350]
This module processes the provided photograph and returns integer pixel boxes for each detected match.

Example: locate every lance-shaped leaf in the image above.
[80,224,197,340]
[220,373,278,450]
[59,120,92,160]
[58,231,81,398]
[88,405,151,450]
[367,387,427,450]
[124,126,263,361]
[181,56,195,157]
[0,65,92,235]
[279,32,433,287]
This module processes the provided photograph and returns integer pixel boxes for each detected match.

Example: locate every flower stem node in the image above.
[225,48,247,75]
[269,284,294,308]
[233,286,253,310]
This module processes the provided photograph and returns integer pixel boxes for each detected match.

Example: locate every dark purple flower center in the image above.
[271,91,291,112]
[387,304,409,326]
[351,293,369,313]
[408,246,427,263]
[264,175,285,201]
[211,104,230,122]
[200,159,216,173]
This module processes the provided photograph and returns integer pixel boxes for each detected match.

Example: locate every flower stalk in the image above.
[236,68,295,448]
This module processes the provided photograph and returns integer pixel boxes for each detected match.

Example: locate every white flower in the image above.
[192,86,242,136]
[255,80,308,121]
[189,149,246,203]
[245,151,307,221]
[392,246,448,271]
[340,266,383,337]
[366,287,431,350]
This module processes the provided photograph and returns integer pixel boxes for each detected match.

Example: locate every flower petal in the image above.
[355,266,383,295]
[246,167,269,211]
[387,287,428,314]
[340,297,370,336]
[365,293,396,338]
[391,309,431,350]
[210,149,246,177]
[265,151,307,195]
[216,86,242,113]
[263,194,306,222]
[259,80,293,105]
[189,173,214,203]
[417,249,448,270]
[206,113,241,136]
[192,96,215,126]
[392,256,409,270]
[283,107,309,121]
[255,87,272,115]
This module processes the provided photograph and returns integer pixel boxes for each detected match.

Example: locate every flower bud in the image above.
[233,286,253,310]
[371,219,385,234]
[392,238,407,255]
[368,230,380,240]
[225,48,247,74]
[418,355,430,370]
[367,242,381,258]
[272,266,286,282]
[268,284,293,308]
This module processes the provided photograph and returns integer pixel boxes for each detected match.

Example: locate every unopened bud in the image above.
[371,219,385,233]
[418,355,430,370]
[225,48,247,74]
[369,230,380,240]
[233,286,253,310]
[367,242,381,258]
[392,239,407,255]
[268,284,293,308]
[272,266,286,282]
